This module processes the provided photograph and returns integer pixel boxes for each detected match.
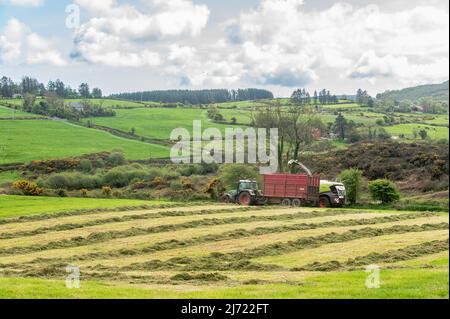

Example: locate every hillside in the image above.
[376,81,449,102]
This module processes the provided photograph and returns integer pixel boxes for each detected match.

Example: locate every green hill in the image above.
[376,81,449,102]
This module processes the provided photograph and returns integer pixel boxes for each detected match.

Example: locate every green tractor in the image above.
[221,180,264,206]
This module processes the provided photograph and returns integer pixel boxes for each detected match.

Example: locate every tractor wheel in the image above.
[319,196,331,208]
[238,192,252,206]
[221,195,231,204]
[292,199,302,207]
[281,198,291,206]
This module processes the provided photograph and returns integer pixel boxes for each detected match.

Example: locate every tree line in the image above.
[291,88,339,105]
[110,88,274,104]
[0,75,102,99]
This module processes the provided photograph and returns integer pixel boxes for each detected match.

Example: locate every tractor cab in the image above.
[237,180,259,193]
[222,180,261,205]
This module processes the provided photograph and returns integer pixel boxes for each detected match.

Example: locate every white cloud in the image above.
[0,18,66,66]
[1,0,43,6]
[218,0,449,87]
[72,0,209,67]
[65,0,449,89]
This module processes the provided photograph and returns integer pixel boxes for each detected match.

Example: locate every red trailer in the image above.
[262,173,320,206]
[221,173,321,207]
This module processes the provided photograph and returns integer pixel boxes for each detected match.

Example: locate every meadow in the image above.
[81,107,247,140]
[385,124,449,140]
[0,106,42,119]
[0,196,447,299]
[64,99,152,108]
[0,120,169,164]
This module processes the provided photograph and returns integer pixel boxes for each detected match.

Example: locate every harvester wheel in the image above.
[281,198,291,206]
[292,199,302,207]
[319,196,331,208]
[238,192,252,206]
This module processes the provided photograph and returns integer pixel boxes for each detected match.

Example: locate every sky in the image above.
[0,0,448,97]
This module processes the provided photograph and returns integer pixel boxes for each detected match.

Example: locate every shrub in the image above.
[368,179,400,203]
[56,189,67,197]
[45,174,69,189]
[102,169,129,188]
[339,168,363,205]
[106,152,126,166]
[169,180,184,191]
[181,177,193,189]
[78,159,92,172]
[44,172,100,190]
[102,186,112,196]
[220,164,259,188]
[12,180,44,196]
[152,176,167,187]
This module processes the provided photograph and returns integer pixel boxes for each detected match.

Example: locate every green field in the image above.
[0,106,42,119]
[0,197,447,299]
[64,99,150,108]
[385,124,449,140]
[0,120,169,164]
[82,108,248,140]
[0,99,23,106]
[0,195,174,219]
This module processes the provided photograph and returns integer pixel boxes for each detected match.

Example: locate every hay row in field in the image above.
[20,212,436,265]
[0,202,206,225]
[293,239,449,271]
[118,223,449,272]
[0,210,382,256]
[8,224,446,282]
[0,206,268,239]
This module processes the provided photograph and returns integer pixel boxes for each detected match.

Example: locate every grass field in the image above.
[64,99,150,108]
[385,124,449,140]
[0,120,170,164]
[81,108,247,140]
[0,99,23,106]
[0,195,177,219]
[0,197,447,299]
[0,106,42,119]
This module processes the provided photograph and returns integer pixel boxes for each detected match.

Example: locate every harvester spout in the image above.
[288,160,312,177]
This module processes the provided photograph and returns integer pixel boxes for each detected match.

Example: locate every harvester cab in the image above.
[288,160,346,208]
[319,180,346,208]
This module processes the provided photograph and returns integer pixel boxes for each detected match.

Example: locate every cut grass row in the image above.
[6,212,435,266]
[0,210,391,253]
[2,213,445,266]
[0,206,267,239]
[256,230,449,268]
[293,238,449,271]
[68,236,449,284]
[116,223,448,272]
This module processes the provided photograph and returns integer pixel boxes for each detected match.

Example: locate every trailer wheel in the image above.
[239,192,252,206]
[281,198,291,206]
[221,195,231,203]
[319,196,331,208]
[292,199,302,207]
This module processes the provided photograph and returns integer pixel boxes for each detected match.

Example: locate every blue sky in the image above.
[0,0,448,96]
